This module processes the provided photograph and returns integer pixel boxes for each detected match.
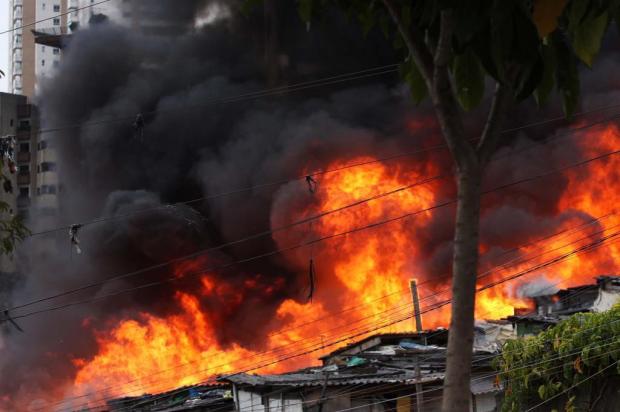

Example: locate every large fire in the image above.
[52,123,620,409]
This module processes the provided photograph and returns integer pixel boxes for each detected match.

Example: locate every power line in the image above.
[53,224,620,411]
[13,109,620,311]
[109,235,620,412]
[0,0,113,36]
[24,104,620,238]
[9,142,620,319]
[41,211,615,410]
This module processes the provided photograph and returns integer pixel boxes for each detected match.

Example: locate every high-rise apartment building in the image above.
[9,0,67,98]
[8,1,66,235]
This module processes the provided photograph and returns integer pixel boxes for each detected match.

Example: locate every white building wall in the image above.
[237,389,304,412]
[592,289,620,313]
[34,0,64,96]
[9,0,24,95]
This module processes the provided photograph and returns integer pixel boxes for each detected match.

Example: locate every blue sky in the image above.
[1,2,9,93]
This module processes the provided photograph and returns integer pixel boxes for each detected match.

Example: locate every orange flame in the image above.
[55,123,620,409]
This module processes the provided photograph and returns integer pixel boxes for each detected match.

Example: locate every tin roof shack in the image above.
[106,385,234,412]
[508,276,620,337]
[220,330,507,412]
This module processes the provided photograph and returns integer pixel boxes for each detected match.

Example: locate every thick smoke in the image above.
[0,1,618,409]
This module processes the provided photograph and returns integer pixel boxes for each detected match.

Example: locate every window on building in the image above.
[53,48,60,55]
[39,162,57,172]
[53,18,60,26]
[38,140,49,150]
[19,187,29,197]
[53,4,60,12]
[19,143,29,153]
[41,59,45,66]
[41,45,46,52]
[15,34,22,45]
[10,119,13,127]
[42,3,46,10]
[18,165,29,174]
[53,60,59,68]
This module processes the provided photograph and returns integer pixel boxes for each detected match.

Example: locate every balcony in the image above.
[17,152,30,162]
[32,27,71,49]
[17,173,30,186]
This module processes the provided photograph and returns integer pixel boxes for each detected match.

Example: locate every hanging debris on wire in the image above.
[133,113,145,140]
[2,308,23,333]
[305,173,319,302]
[69,224,83,255]
[305,175,317,193]
[0,135,16,174]
[2,178,12,194]
[307,257,316,302]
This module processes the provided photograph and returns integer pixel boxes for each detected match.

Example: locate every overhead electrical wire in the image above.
[13,145,620,408]
[55,224,620,411]
[10,136,620,320]
[24,103,620,239]
[10,112,620,314]
[0,0,113,36]
[42,211,617,410]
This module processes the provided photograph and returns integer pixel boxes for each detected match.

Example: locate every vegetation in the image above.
[497,305,620,411]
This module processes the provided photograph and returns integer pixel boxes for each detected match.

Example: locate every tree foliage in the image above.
[0,160,29,257]
[293,0,620,116]
[496,305,620,411]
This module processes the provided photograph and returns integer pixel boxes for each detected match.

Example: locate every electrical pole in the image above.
[410,279,424,411]
[409,279,423,332]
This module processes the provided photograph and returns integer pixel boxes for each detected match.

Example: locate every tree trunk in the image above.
[441,162,482,412]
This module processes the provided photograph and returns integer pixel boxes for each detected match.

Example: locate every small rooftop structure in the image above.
[508,275,620,336]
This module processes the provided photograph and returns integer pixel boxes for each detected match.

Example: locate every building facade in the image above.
[9,0,67,98]
[0,92,39,272]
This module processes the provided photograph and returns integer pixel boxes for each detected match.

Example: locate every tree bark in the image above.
[379,3,510,411]
[441,163,482,412]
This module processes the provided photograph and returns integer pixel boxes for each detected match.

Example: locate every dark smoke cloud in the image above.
[1,2,618,409]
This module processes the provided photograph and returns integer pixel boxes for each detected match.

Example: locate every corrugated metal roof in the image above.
[221,371,445,387]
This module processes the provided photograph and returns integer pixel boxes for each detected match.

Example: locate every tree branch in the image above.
[431,10,474,172]
[476,82,513,166]
[381,0,434,85]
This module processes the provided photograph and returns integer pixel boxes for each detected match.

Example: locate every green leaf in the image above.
[401,60,428,104]
[572,11,609,67]
[534,44,556,106]
[515,54,544,101]
[538,384,547,400]
[553,33,580,116]
[358,10,375,36]
[568,0,590,31]
[453,48,485,111]
[298,0,314,23]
